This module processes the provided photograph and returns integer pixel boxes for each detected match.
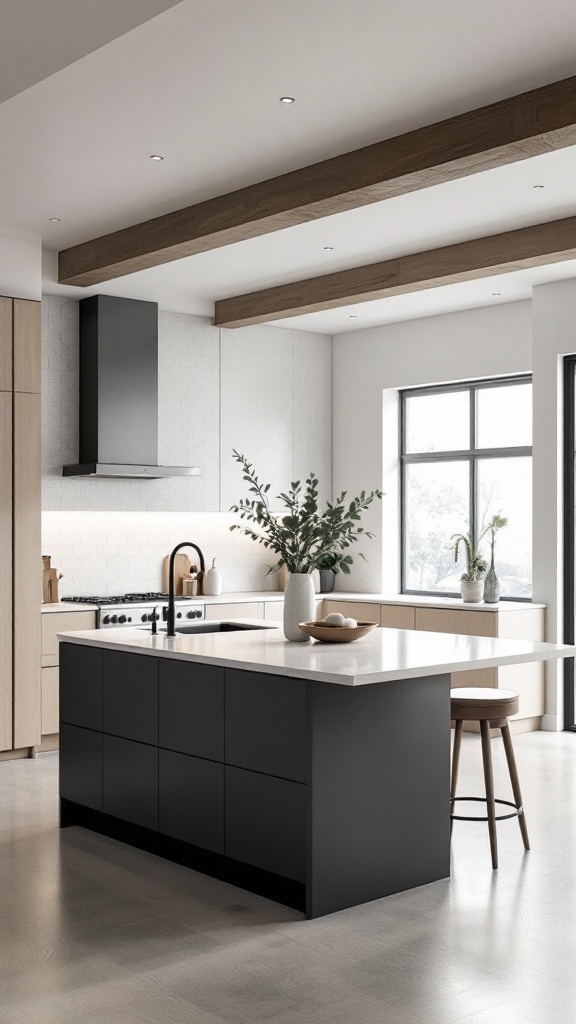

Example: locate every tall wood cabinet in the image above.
[0,296,41,754]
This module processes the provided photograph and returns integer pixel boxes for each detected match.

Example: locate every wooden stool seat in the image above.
[451,687,519,723]
[450,687,529,869]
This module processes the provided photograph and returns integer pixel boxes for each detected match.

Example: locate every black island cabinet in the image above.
[60,642,450,918]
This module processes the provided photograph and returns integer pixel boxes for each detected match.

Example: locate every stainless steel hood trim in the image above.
[63,463,204,479]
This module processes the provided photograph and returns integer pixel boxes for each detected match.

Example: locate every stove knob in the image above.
[177,612,182,619]
[118,615,127,624]
[195,609,202,618]
[127,617,132,623]
[110,615,118,624]
[102,615,110,625]
[187,611,195,619]
[141,614,148,622]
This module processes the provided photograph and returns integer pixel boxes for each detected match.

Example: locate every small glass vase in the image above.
[483,561,500,604]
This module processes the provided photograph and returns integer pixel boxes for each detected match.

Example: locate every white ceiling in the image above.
[0,0,184,103]
[4,0,576,332]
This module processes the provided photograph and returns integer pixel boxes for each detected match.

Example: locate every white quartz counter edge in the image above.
[58,623,573,687]
[42,602,100,613]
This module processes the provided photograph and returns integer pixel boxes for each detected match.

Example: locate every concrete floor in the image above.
[0,732,575,1024]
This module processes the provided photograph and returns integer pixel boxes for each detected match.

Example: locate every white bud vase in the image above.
[283,572,315,641]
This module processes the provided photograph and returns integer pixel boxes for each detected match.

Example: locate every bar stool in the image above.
[450,687,530,869]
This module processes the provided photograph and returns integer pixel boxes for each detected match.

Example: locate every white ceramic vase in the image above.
[203,558,223,596]
[460,579,484,603]
[283,572,315,641]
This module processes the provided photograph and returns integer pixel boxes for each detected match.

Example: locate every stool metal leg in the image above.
[501,721,530,851]
[480,719,498,869]
[450,720,463,837]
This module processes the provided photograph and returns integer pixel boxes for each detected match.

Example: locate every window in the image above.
[400,377,532,599]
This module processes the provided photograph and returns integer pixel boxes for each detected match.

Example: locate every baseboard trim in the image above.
[541,713,560,732]
[60,799,306,914]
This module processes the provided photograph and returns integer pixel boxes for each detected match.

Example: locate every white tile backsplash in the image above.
[42,511,283,596]
[41,295,332,593]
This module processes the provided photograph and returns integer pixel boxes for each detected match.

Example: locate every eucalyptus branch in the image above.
[229,451,382,575]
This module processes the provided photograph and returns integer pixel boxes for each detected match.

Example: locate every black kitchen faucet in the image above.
[166,542,206,637]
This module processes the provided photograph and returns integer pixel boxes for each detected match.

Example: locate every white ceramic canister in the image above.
[203,558,223,596]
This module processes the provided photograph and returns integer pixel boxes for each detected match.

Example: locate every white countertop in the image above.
[323,593,546,612]
[58,621,572,687]
[202,591,284,604]
[42,602,100,613]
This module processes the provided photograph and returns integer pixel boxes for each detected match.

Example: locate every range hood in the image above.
[63,295,203,479]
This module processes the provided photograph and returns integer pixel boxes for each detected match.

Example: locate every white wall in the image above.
[333,301,532,592]
[41,295,332,592]
[0,231,41,300]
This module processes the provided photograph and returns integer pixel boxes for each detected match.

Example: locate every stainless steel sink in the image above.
[137,621,272,635]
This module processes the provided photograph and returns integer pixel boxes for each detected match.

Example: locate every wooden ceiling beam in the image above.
[214,216,576,327]
[59,76,576,287]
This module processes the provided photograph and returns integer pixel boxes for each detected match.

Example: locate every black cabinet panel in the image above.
[60,643,102,731]
[159,661,223,761]
[60,724,102,810]
[225,766,306,882]
[225,670,306,782]
[103,735,158,831]
[102,650,158,744]
[159,749,224,853]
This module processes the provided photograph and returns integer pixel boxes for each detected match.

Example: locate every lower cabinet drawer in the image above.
[60,724,102,811]
[159,749,224,853]
[225,766,306,882]
[103,735,158,831]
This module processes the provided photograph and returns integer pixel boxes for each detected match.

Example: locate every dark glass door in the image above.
[563,358,576,730]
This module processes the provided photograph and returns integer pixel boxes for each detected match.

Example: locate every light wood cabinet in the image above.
[0,297,12,391]
[42,611,97,668]
[40,610,97,736]
[0,297,42,756]
[13,392,42,749]
[324,601,380,624]
[0,392,12,750]
[13,299,41,394]
[380,604,415,629]
[414,607,497,637]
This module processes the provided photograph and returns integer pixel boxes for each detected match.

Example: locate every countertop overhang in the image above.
[57,621,574,687]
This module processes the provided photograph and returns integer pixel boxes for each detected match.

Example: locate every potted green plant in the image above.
[316,552,340,593]
[451,530,488,603]
[483,513,508,603]
[230,451,382,640]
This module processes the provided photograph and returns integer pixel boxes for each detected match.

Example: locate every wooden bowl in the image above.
[298,620,378,643]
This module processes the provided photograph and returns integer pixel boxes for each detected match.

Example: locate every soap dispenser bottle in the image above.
[203,558,223,596]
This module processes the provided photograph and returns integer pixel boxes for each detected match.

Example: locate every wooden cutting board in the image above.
[162,553,192,596]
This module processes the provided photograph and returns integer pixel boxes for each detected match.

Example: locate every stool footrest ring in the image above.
[450,796,522,823]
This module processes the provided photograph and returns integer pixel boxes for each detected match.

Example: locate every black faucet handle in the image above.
[151,606,158,635]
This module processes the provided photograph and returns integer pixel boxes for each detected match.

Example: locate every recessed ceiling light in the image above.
[48,217,60,223]
[150,154,164,161]
[492,292,501,297]
[533,184,544,189]
[349,315,358,318]
[280,96,295,104]
[323,246,334,251]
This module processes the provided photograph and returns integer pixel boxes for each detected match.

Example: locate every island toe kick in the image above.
[59,642,450,918]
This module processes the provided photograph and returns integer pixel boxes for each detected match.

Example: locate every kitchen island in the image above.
[58,622,573,918]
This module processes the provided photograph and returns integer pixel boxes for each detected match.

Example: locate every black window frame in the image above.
[400,374,533,601]
[563,356,576,732]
